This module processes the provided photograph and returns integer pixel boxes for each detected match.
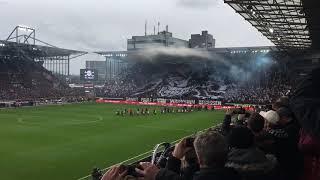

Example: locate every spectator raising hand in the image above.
[135,162,160,180]
[172,138,193,159]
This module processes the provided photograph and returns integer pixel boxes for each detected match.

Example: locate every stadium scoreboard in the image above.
[80,69,98,81]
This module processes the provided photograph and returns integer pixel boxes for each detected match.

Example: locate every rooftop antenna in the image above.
[145,20,147,36]
[158,22,160,34]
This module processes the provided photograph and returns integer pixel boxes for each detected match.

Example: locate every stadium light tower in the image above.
[17,25,34,31]
[6,25,36,45]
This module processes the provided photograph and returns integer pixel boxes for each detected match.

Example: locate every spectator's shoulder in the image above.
[224,167,240,178]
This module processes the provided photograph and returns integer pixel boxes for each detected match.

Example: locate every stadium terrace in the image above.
[1,0,320,180]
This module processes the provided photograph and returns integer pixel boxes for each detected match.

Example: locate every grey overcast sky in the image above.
[0,0,273,74]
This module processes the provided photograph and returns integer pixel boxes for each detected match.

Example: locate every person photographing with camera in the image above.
[134,131,240,180]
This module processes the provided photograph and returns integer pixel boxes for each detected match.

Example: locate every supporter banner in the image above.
[126,97,139,101]
[168,99,195,104]
[141,98,151,102]
[198,100,222,106]
[123,97,218,106]
[156,98,167,103]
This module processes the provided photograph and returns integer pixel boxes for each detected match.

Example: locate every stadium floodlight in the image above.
[277,37,281,41]
[269,28,274,34]
[18,25,34,32]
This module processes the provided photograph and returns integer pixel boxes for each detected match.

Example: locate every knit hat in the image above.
[259,110,280,125]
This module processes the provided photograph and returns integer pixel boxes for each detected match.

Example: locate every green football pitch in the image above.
[0,103,224,180]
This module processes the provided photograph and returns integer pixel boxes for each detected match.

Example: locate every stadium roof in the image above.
[0,40,86,57]
[224,0,320,50]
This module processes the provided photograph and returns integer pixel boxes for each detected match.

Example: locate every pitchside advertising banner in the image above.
[80,69,98,81]
[96,97,253,110]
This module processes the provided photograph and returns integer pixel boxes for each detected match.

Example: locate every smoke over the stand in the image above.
[137,47,211,59]
[133,47,275,84]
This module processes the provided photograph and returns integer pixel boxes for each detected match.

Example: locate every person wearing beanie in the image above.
[226,127,277,180]
[260,107,302,180]
[259,110,280,128]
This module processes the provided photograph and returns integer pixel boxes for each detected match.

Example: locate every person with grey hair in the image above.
[193,131,229,168]
[134,131,240,180]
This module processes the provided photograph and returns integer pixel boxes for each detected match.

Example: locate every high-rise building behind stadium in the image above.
[189,31,216,49]
[127,26,189,50]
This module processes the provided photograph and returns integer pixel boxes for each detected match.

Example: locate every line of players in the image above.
[115,107,195,116]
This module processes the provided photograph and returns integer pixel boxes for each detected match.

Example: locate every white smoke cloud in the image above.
[137,47,211,59]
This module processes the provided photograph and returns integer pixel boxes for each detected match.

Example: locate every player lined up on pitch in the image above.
[115,107,198,116]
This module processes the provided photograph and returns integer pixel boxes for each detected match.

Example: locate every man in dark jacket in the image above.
[261,107,303,180]
[226,127,278,180]
[135,131,240,180]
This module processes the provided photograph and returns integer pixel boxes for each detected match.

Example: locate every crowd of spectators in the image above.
[98,65,291,105]
[98,68,320,180]
[0,58,85,101]
[223,85,290,104]
[224,68,291,104]
[101,80,137,98]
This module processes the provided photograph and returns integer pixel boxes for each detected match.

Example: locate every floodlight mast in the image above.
[6,25,36,45]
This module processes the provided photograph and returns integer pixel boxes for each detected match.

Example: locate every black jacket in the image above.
[193,168,240,180]
[267,121,303,180]
[163,155,199,180]
[156,167,240,180]
[225,147,278,180]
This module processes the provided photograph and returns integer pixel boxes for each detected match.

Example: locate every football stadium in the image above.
[1,0,320,180]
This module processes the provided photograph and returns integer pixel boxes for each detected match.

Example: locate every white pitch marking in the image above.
[76,126,215,180]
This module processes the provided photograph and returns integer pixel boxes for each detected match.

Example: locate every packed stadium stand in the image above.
[97,52,291,105]
[95,1,320,180]
[0,31,86,103]
[0,55,67,100]
[1,1,320,180]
